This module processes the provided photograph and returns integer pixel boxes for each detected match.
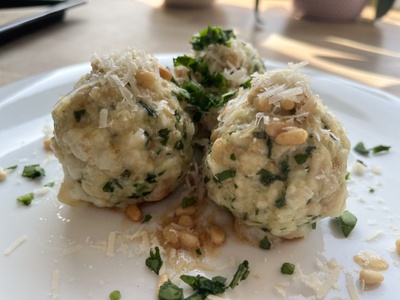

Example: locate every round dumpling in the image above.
[52,48,195,208]
[203,63,350,239]
[174,26,266,134]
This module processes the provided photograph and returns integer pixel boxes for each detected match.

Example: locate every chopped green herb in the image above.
[158,128,171,146]
[174,140,184,150]
[345,172,350,180]
[294,146,316,165]
[145,173,157,184]
[6,165,18,170]
[180,274,226,296]
[240,78,251,89]
[259,236,271,250]
[252,131,266,139]
[139,100,157,118]
[17,193,34,206]
[204,176,210,184]
[120,169,131,178]
[257,169,280,186]
[44,182,55,187]
[146,247,163,275]
[158,280,184,300]
[369,188,375,193]
[109,290,121,300]
[22,164,45,179]
[280,262,295,275]
[336,210,357,238]
[195,248,202,255]
[280,157,290,179]
[73,109,86,122]
[306,198,312,205]
[311,222,317,230]
[142,214,152,223]
[354,142,391,155]
[214,170,236,182]
[221,90,238,102]
[182,197,196,208]
[230,153,236,161]
[190,26,235,51]
[102,181,115,193]
[275,193,286,208]
[229,260,250,289]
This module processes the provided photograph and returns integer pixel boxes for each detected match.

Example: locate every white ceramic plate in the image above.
[1,56,399,299]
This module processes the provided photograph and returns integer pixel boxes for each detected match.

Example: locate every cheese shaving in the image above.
[51,269,60,300]
[106,231,116,257]
[3,234,27,255]
[345,272,360,300]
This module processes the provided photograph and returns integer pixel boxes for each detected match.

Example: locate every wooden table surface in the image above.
[0,0,399,97]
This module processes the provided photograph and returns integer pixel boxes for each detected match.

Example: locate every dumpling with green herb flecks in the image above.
[51,48,195,208]
[173,26,266,135]
[203,62,350,239]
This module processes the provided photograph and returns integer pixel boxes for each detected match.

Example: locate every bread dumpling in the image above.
[52,48,195,207]
[203,63,350,239]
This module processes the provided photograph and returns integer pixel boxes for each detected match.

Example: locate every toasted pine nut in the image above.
[179,231,200,250]
[275,128,307,146]
[136,70,156,89]
[395,238,400,255]
[353,251,389,271]
[210,138,225,161]
[162,225,180,248]
[0,168,6,181]
[281,99,295,111]
[265,121,295,137]
[253,96,272,112]
[157,274,169,294]
[159,67,173,81]
[126,204,143,222]
[210,225,226,245]
[210,129,220,143]
[175,205,196,216]
[178,215,194,228]
[44,137,52,151]
[359,270,384,285]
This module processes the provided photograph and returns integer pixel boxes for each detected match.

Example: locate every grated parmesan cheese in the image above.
[98,108,109,128]
[106,231,116,257]
[345,272,360,300]
[3,234,27,255]
[51,269,60,300]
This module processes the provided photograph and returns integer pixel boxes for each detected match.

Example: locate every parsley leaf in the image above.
[259,236,271,250]
[190,26,235,51]
[158,280,184,300]
[142,214,152,224]
[281,262,295,275]
[109,290,121,300]
[182,197,196,208]
[213,170,236,182]
[229,260,250,289]
[22,164,45,179]
[354,142,391,155]
[17,193,34,206]
[257,169,281,186]
[294,146,316,165]
[336,210,357,238]
[145,247,163,275]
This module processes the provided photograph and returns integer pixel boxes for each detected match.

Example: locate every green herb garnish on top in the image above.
[190,26,235,51]
[336,210,357,238]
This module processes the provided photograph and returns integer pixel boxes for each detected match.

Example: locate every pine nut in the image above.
[265,121,295,137]
[353,251,389,271]
[210,225,226,245]
[359,270,384,285]
[159,67,172,81]
[0,168,6,181]
[179,231,200,250]
[175,205,196,216]
[253,96,272,112]
[162,225,180,248]
[275,128,307,146]
[395,238,400,255]
[247,90,258,104]
[126,204,143,222]
[44,137,52,151]
[136,70,156,89]
[178,215,194,228]
[281,99,295,110]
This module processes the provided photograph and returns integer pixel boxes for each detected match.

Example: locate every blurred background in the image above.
[0,0,399,95]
